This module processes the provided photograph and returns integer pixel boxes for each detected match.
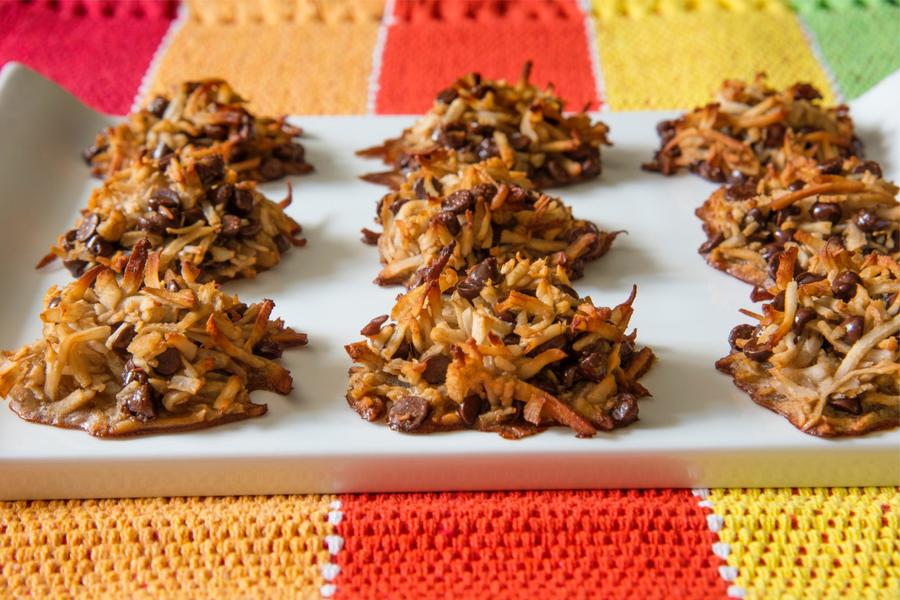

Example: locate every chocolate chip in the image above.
[63,259,88,277]
[203,124,228,141]
[529,335,567,358]
[557,285,578,299]
[253,339,282,359]
[388,395,430,432]
[125,383,156,421]
[239,222,261,238]
[436,87,458,104]
[76,213,100,242]
[827,393,861,415]
[699,232,724,254]
[742,340,773,362]
[503,332,520,345]
[473,183,498,202]
[122,360,148,386]
[273,233,292,254]
[109,323,136,353]
[818,158,843,175]
[410,242,455,288]
[610,393,638,426]
[852,160,882,178]
[194,154,225,186]
[225,302,246,320]
[811,202,841,224]
[421,354,451,385]
[773,228,794,246]
[213,184,234,206]
[795,272,825,286]
[86,235,114,258]
[149,188,180,210]
[146,95,169,118]
[745,207,765,224]
[361,228,381,245]
[831,271,862,301]
[475,138,499,161]
[577,352,607,382]
[154,347,181,376]
[776,204,801,227]
[458,394,483,427]
[441,190,475,214]
[854,209,886,233]
[764,123,785,148]
[430,211,461,236]
[725,180,758,202]
[137,212,173,234]
[750,287,773,302]
[63,230,77,250]
[787,180,805,192]
[696,161,726,182]
[843,315,864,343]
[360,315,388,336]
[413,178,428,199]
[228,188,255,216]
[220,214,242,237]
[792,307,817,335]
[771,291,786,311]
[793,83,822,101]
[728,324,756,351]
[274,142,306,164]
[82,143,106,163]
[259,158,285,181]
[509,132,531,151]
[457,258,498,300]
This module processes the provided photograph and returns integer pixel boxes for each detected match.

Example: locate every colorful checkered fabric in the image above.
[1,0,898,597]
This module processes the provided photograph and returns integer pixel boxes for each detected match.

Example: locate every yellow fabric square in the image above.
[592,3,837,110]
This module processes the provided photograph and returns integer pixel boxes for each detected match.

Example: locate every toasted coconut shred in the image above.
[371,156,618,287]
[718,246,899,436]
[346,256,654,438]
[358,62,611,189]
[644,75,861,182]
[697,156,899,286]
[0,241,307,437]
[41,153,304,283]
[83,79,313,183]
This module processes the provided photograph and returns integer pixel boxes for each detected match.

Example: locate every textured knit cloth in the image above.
[1,0,899,598]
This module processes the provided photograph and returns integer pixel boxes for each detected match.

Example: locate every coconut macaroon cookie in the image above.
[83,79,313,182]
[718,245,899,436]
[696,157,898,287]
[1,240,307,437]
[370,157,618,287]
[644,75,860,182]
[42,153,304,283]
[358,62,611,189]
[345,255,654,438]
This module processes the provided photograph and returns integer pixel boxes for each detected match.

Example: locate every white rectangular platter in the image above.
[0,63,897,499]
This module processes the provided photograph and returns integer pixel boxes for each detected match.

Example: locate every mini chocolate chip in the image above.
[773,228,794,246]
[728,324,756,351]
[203,124,228,141]
[239,222,262,238]
[75,213,100,242]
[441,190,475,214]
[827,393,861,415]
[388,395,430,432]
[743,340,773,362]
[831,270,862,301]
[194,154,226,186]
[259,158,285,181]
[149,188,180,210]
[496,309,517,323]
[109,323,136,353]
[818,158,843,175]
[699,232,724,254]
[724,180,758,202]
[253,340,282,359]
[792,307,817,335]
[430,211,462,236]
[122,361,148,386]
[361,315,389,336]
[795,272,825,286]
[87,235,114,258]
[225,302,246,320]
[273,142,306,163]
[776,205,800,227]
[854,209,886,233]
[361,228,381,245]
[457,258,498,300]
[146,95,169,118]
[125,383,156,421]
[793,83,822,101]
[473,183,498,202]
[154,347,181,376]
[852,160,882,178]
[811,202,841,224]
[843,315,864,343]
[393,339,415,360]
[503,332,521,345]
[421,354,451,385]
[577,352,607,383]
[413,178,428,199]
[745,207,765,224]
[750,287,773,302]
[509,132,531,151]
[787,180,804,192]
[610,393,638,426]
[213,184,234,206]
[273,233,292,254]
[436,87,459,104]
[229,188,255,216]
[764,123,785,148]
[696,161,726,182]
[63,259,88,277]
[458,394,483,427]
[475,138,499,161]
[220,214,242,237]
[529,335,567,358]
[137,212,172,234]
[771,291,786,311]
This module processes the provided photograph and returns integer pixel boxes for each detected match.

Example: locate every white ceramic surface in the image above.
[0,63,897,500]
